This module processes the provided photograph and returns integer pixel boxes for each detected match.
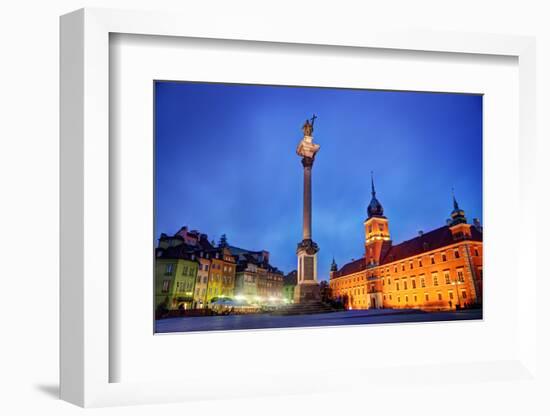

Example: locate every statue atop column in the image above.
[296,114,320,161]
[302,114,317,137]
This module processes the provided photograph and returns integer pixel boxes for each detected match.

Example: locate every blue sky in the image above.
[155,81,482,280]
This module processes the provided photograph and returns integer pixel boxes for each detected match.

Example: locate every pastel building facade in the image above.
[154,251,199,311]
[231,247,284,302]
[155,227,284,307]
[330,178,483,311]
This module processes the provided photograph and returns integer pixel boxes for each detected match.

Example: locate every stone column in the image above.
[302,157,313,241]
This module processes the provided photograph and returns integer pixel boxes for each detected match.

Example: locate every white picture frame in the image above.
[60,7,538,408]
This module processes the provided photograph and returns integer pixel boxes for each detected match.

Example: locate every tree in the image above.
[218,234,228,247]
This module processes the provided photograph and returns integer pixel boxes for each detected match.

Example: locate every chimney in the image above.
[418,230,424,237]
[474,218,483,231]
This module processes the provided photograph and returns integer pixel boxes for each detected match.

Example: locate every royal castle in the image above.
[329,176,483,311]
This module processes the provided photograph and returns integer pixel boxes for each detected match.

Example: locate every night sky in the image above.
[155,81,482,281]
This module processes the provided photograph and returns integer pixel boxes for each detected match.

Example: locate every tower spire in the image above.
[367,171,384,218]
[449,188,467,226]
[330,256,338,272]
[452,187,459,210]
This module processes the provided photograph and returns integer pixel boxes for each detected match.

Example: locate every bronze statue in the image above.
[302,114,317,136]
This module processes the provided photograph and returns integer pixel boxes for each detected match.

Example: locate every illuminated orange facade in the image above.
[330,177,483,311]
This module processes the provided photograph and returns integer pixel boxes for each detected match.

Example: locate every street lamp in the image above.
[450,278,462,310]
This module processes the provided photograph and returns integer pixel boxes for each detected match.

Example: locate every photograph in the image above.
[153,81,483,333]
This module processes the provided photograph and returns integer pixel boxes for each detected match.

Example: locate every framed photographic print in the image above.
[152,81,483,334]
[60,7,538,409]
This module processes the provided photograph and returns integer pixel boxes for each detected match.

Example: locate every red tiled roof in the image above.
[380,225,482,265]
[333,257,365,278]
[332,225,482,278]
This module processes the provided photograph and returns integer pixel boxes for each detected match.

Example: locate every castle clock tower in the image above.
[364,173,391,266]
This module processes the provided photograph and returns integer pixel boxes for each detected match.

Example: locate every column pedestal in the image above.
[294,240,320,303]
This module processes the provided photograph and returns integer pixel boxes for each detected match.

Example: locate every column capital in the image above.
[301,156,315,168]
[297,238,319,255]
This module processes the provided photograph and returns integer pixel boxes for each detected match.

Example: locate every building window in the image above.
[401,263,405,271]
[403,280,408,290]
[396,283,400,291]
[437,292,442,301]
[430,255,435,265]
[474,247,479,256]
[448,291,454,300]
[409,261,413,270]
[405,295,409,303]
[389,294,392,300]
[388,278,391,285]
[414,295,417,302]
[441,252,447,262]
[205,265,209,271]
[418,258,423,267]
[412,279,416,289]
[461,290,467,299]
[454,249,460,259]
[162,280,170,293]
[397,297,401,303]
[444,271,451,285]
[394,266,397,273]
[379,223,384,231]
[432,274,439,286]
[425,293,429,301]
[164,263,174,276]
[420,276,426,288]
[457,270,465,283]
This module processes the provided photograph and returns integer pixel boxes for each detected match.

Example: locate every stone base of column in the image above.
[294,282,321,303]
[295,240,320,304]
